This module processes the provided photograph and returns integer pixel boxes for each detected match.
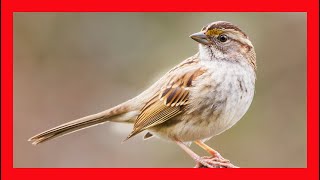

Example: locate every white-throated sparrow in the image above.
[29,21,256,168]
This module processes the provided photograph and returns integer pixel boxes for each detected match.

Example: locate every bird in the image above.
[29,21,256,168]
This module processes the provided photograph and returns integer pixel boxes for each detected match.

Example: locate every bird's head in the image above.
[190,21,256,69]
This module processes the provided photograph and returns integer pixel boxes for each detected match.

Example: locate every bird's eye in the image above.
[218,34,228,42]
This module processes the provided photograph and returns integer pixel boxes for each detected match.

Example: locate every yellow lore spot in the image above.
[205,29,223,36]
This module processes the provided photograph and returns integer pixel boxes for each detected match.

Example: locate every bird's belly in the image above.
[151,96,252,142]
[150,63,255,142]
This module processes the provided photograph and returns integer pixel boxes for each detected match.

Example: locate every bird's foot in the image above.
[213,152,230,163]
[194,156,239,168]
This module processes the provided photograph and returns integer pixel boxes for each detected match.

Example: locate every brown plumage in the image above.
[29,21,256,168]
[125,66,205,140]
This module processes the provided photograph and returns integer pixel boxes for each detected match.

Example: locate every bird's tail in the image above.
[28,101,138,145]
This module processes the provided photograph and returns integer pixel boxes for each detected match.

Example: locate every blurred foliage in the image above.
[14,13,306,167]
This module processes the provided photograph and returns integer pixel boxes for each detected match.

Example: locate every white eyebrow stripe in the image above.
[224,29,253,48]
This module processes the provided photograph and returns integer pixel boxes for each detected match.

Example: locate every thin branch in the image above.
[193,156,239,168]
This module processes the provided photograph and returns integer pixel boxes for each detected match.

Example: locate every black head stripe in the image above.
[207,21,247,38]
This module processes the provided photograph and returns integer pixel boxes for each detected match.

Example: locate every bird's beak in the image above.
[189,31,211,45]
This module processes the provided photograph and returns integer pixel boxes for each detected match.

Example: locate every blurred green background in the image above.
[14,13,306,168]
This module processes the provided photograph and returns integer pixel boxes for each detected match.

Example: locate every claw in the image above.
[194,156,238,168]
[194,156,215,168]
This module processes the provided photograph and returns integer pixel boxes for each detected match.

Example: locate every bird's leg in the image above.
[194,140,238,168]
[194,140,228,161]
[175,141,226,168]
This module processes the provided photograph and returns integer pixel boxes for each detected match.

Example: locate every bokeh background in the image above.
[14,13,306,168]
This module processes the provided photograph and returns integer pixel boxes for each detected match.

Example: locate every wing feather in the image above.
[124,57,205,141]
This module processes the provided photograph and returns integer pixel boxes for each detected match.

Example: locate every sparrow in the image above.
[29,21,256,168]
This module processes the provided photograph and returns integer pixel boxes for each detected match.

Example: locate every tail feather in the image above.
[28,101,137,145]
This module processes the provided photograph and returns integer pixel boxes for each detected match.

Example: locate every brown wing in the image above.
[124,65,205,141]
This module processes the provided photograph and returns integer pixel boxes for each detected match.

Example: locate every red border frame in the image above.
[1,0,319,180]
